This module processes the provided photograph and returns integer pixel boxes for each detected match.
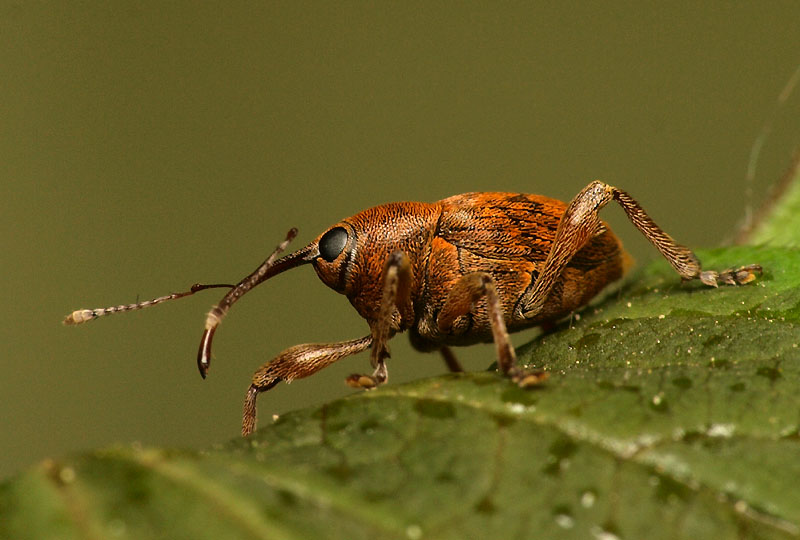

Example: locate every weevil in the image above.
[65,181,761,435]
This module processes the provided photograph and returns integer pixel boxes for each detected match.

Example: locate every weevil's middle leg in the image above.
[346,251,414,389]
[519,181,762,319]
[243,335,372,436]
[437,272,547,387]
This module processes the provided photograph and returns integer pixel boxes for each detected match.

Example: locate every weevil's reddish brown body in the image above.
[314,193,626,350]
[65,181,762,436]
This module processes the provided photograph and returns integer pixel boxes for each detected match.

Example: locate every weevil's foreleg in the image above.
[243,335,372,436]
[519,181,762,318]
[346,251,414,389]
[438,272,547,387]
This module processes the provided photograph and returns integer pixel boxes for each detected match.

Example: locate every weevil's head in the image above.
[197,202,439,377]
[310,202,440,319]
[311,203,436,296]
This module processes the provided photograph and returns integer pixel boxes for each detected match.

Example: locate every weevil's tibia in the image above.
[63,283,235,325]
[197,228,316,378]
[437,271,548,387]
[243,335,373,436]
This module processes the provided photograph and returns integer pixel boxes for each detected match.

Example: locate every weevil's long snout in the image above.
[197,228,317,378]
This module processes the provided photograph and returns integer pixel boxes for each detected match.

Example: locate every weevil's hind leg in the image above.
[437,272,548,387]
[439,346,464,373]
[407,333,464,373]
[611,187,762,286]
[346,251,415,389]
[519,181,762,319]
[243,335,372,436]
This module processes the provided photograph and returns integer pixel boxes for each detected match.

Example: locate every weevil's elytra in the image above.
[64,181,762,436]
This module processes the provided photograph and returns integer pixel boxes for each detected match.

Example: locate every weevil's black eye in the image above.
[318,227,348,262]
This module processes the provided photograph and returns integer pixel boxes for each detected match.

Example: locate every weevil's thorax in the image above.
[312,201,440,324]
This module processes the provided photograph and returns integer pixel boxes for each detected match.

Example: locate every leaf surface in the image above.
[4,168,800,539]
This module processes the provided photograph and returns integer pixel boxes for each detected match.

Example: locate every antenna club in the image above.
[63,310,95,325]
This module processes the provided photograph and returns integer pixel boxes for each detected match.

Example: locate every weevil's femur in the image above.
[197,228,316,377]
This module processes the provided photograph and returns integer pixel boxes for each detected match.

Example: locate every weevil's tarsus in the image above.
[345,373,379,389]
[509,366,549,387]
[198,228,315,378]
[346,363,387,390]
[699,264,763,287]
[62,283,236,326]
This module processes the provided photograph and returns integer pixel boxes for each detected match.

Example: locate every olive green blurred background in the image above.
[2,3,798,480]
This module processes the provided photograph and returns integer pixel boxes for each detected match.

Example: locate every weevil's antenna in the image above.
[63,283,236,325]
[197,228,316,378]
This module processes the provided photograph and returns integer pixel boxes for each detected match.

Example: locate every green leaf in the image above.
[4,244,799,539]
[4,169,800,539]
